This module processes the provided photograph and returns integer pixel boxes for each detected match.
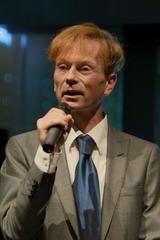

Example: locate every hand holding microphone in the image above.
[37,102,74,153]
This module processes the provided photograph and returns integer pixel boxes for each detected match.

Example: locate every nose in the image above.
[66,78,77,85]
[66,66,78,86]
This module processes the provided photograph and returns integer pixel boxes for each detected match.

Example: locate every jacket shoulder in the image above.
[109,126,158,149]
[7,130,39,159]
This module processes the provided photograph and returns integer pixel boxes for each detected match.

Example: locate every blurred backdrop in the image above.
[1,1,160,150]
[0,0,160,238]
[1,0,160,153]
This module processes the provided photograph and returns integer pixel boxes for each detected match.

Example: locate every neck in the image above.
[72,106,104,133]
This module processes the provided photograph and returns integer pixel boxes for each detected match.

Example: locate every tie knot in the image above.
[77,135,95,155]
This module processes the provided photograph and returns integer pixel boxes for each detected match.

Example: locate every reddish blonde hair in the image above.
[48,23,125,75]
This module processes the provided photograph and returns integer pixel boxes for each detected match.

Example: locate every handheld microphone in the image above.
[42,102,71,153]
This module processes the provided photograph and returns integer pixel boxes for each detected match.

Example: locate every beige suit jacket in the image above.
[0,127,160,240]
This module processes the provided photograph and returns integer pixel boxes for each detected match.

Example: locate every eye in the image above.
[80,65,92,74]
[56,63,68,71]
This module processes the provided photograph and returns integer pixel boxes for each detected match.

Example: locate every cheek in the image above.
[54,70,65,84]
[88,77,106,91]
[53,73,62,89]
[53,78,59,95]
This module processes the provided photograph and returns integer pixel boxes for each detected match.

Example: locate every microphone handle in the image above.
[42,125,62,153]
[42,102,71,153]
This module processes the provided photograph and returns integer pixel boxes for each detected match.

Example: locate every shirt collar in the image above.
[65,115,108,154]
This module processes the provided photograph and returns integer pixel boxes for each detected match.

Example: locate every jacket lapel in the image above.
[54,126,129,240]
[101,127,129,240]
[55,146,79,238]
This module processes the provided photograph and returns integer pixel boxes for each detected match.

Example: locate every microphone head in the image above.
[59,102,71,115]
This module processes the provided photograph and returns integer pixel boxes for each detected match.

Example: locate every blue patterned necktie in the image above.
[73,135,101,240]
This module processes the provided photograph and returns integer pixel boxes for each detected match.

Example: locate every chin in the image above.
[63,102,84,111]
[66,102,81,109]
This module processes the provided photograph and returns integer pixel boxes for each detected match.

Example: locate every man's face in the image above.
[53,39,112,112]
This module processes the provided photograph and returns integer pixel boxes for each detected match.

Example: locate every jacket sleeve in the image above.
[139,144,160,239]
[0,135,56,240]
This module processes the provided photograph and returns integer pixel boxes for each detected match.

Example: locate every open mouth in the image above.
[62,90,83,97]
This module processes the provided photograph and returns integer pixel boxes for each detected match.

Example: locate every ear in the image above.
[104,73,117,96]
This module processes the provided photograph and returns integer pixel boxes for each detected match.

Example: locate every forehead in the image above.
[56,39,103,61]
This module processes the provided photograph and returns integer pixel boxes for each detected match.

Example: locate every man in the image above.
[0,23,160,240]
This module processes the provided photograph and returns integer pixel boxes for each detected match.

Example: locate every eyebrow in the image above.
[56,58,96,66]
